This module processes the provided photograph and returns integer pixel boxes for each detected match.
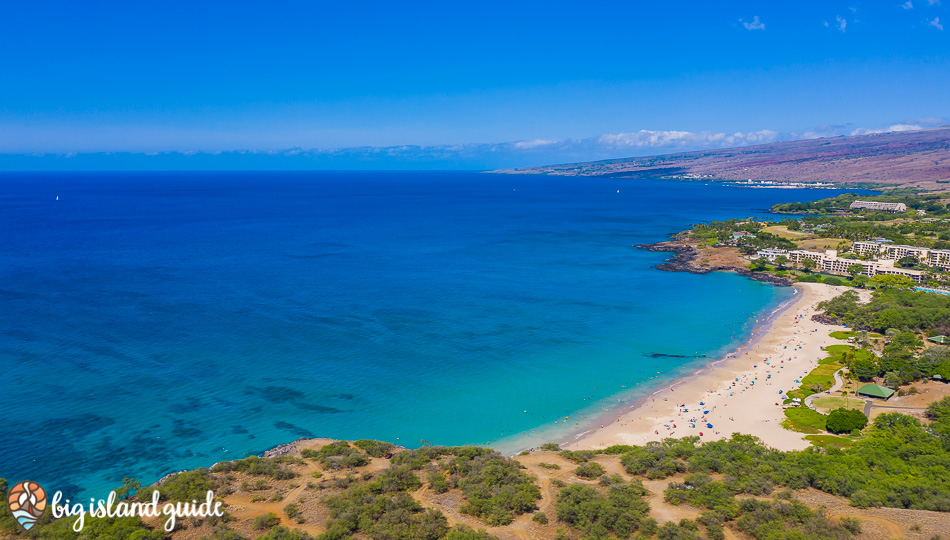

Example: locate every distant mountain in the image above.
[494,127,950,190]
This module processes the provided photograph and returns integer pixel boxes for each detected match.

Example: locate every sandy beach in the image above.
[567,282,855,452]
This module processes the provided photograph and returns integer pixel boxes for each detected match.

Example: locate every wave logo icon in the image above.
[7,481,47,531]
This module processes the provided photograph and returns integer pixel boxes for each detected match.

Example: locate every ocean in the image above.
[0,171,856,498]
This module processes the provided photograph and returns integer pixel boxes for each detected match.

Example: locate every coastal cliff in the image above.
[637,240,794,286]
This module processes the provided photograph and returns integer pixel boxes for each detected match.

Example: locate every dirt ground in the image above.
[162,441,950,540]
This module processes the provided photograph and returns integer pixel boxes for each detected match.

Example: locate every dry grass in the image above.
[761,225,810,239]
[797,238,851,251]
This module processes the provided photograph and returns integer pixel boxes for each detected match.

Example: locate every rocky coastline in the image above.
[636,241,793,286]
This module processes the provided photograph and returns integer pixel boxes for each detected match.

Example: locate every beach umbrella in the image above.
[706,423,713,428]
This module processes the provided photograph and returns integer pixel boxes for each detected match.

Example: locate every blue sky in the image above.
[1,0,947,169]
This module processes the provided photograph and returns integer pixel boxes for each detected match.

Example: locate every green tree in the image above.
[847,264,865,279]
[801,258,817,272]
[869,274,915,290]
[774,255,789,269]
[825,408,868,434]
[897,256,919,268]
[749,258,769,271]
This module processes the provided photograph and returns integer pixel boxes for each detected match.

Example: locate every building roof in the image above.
[858,384,895,399]
[929,335,949,344]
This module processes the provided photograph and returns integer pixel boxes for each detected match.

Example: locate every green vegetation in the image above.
[555,479,653,538]
[254,512,283,530]
[211,455,298,480]
[782,406,827,433]
[772,190,947,217]
[816,289,950,388]
[352,439,395,457]
[619,438,693,479]
[803,434,855,450]
[444,525,502,540]
[825,408,869,434]
[138,468,222,503]
[574,461,606,479]
[811,396,864,412]
[305,441,370,469]
[255,527,315,540]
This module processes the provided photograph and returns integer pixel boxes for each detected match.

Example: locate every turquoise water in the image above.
[0,171,855,498]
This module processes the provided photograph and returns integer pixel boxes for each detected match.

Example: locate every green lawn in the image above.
[783,407,826,433]
[812,396,865,413]
[829,331,854,340]
[824,344,854,355]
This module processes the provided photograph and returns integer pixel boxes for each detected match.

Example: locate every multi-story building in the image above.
[755,248,789,260]
[849,201,908,212]
[851,241,950,270]
[755,247,925,283]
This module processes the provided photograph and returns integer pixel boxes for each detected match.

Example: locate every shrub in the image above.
[825,408,868,434]
[284,503,300,518]
[556,480,649,538]
[253,512,282,530]
[310,441,369,469]
[453,452,541,525]
[574,462,606,479]
[211,456,297,480]
[540,442,561,451]
[532,512,549,524]
[558,450,595,463]
[353,439,395,457]
[823,277,845,286]
[255,526,315,539]
[537,462,560,470]
[138,468,219,503]
[445,524,502,539]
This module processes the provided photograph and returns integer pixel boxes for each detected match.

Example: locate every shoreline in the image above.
[555,283,801,449]
[493,279,801,455]
[564,282,850,451]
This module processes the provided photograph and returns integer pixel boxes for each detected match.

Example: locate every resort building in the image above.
[755,248,789,260]
[754,247,925,283]
[852,241,950,270]
[849,201,908,212]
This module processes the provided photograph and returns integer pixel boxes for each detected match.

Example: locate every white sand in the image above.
[568,283,852,452]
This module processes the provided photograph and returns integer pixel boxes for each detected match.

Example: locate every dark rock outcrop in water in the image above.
[636,242,793,286]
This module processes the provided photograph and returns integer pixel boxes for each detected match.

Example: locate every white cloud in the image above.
[595,129,780,149]
[741,15,766,30]
[835,15,848,32]
[902,1,913,9]
[849,123,923,135]
[512,139,559,149]
[928,0,940,5]
[930,16,944,30]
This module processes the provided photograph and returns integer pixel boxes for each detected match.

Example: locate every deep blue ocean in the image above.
[0,171,855,498]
